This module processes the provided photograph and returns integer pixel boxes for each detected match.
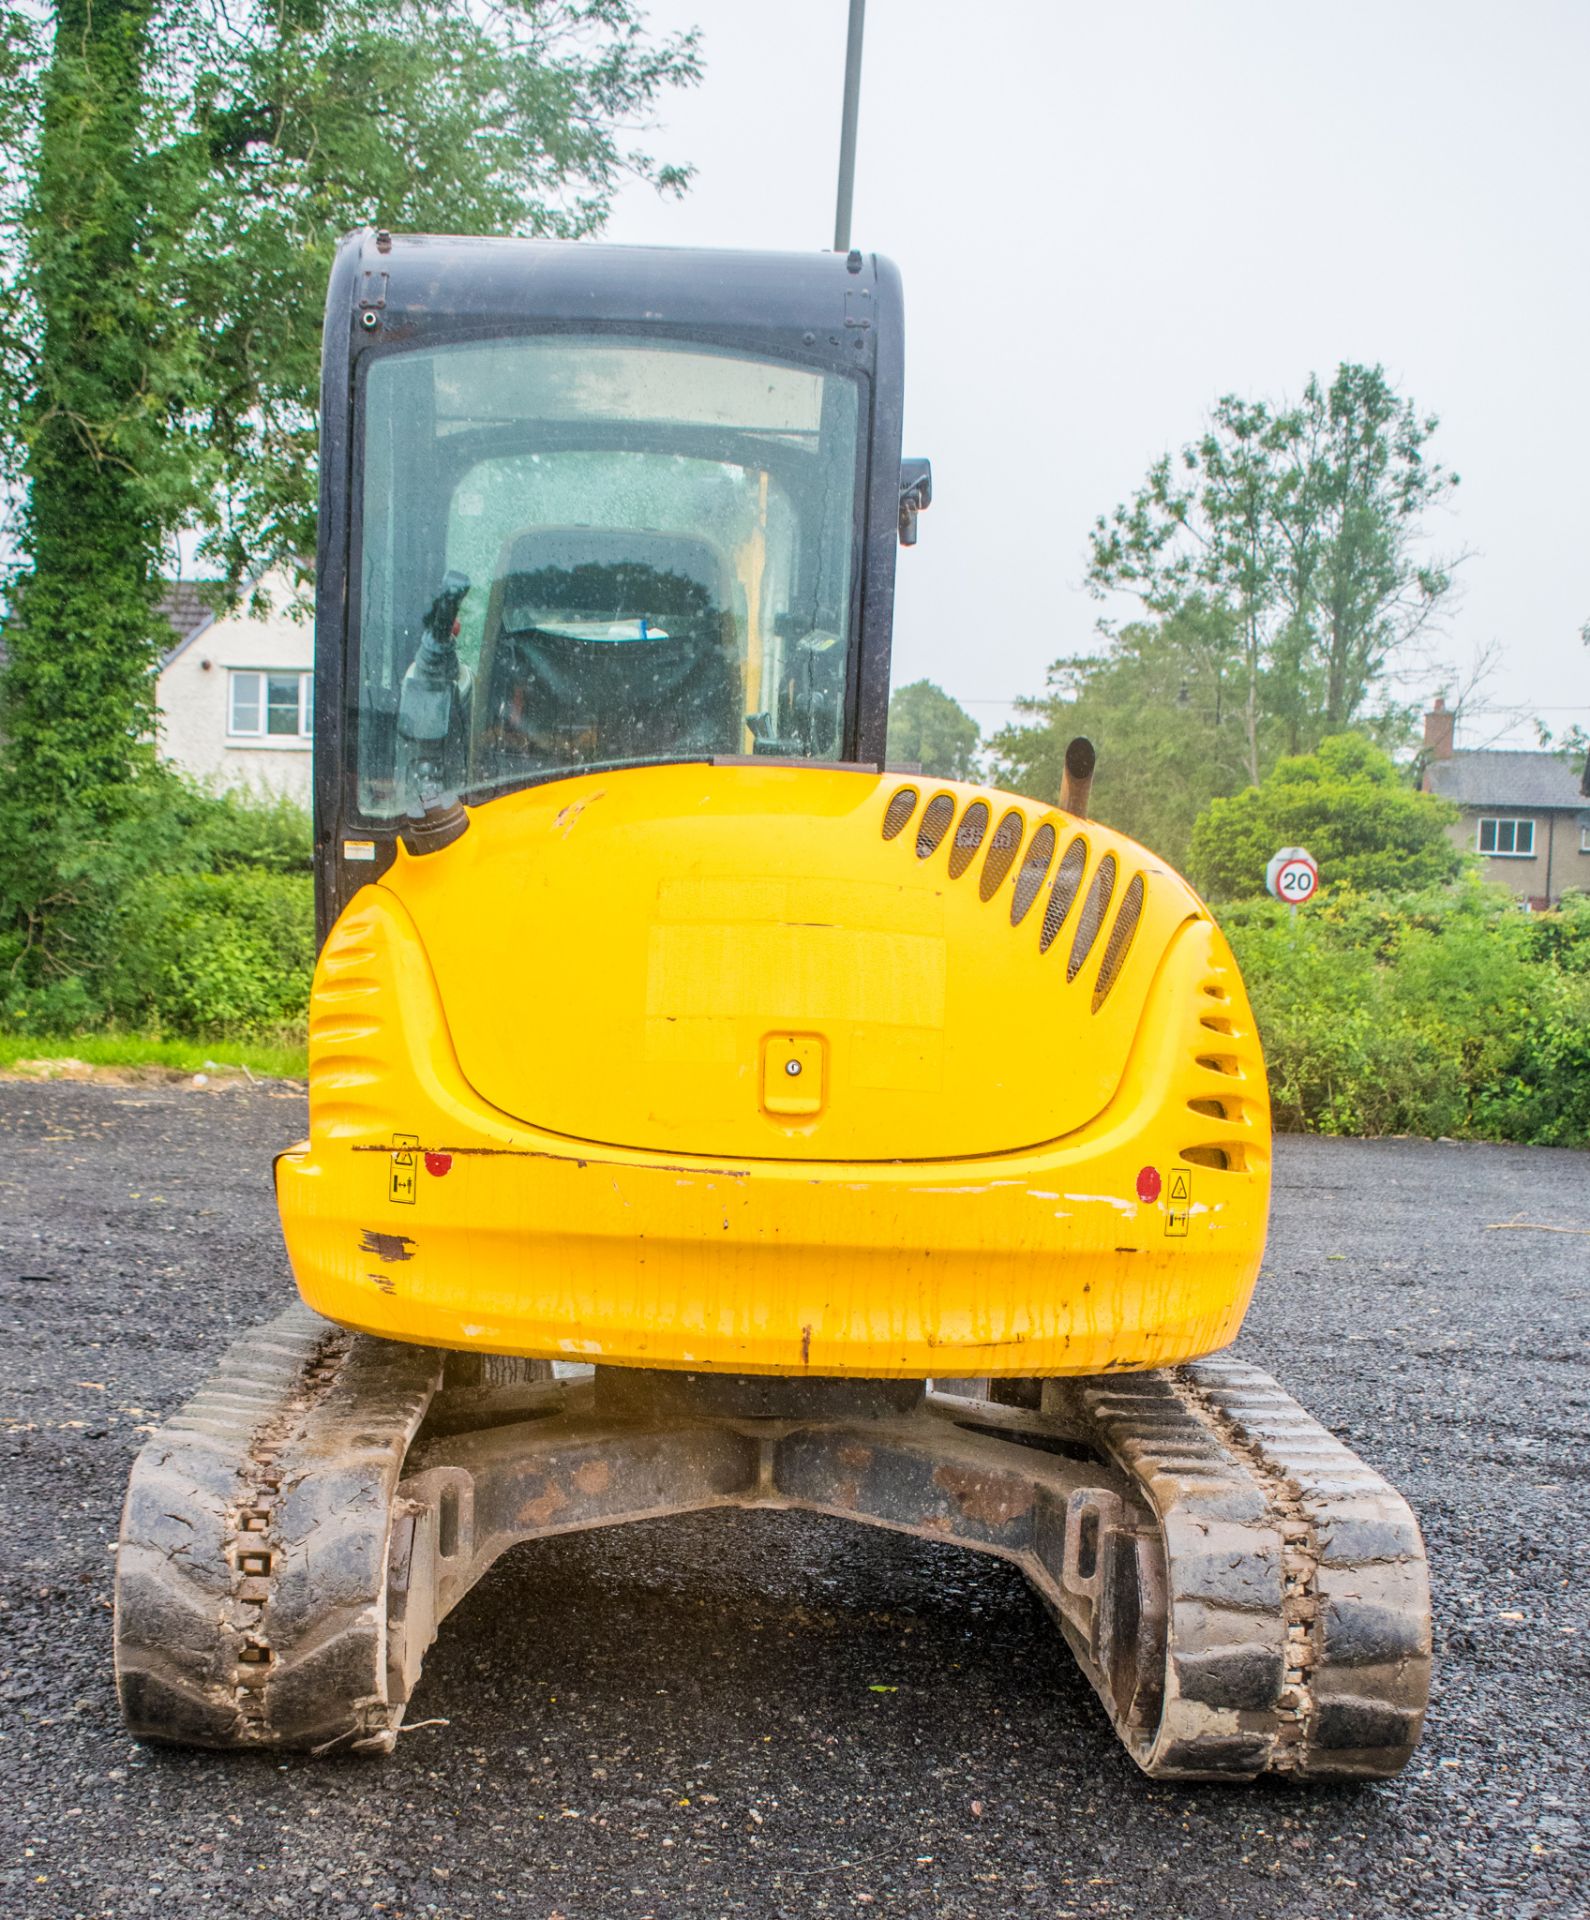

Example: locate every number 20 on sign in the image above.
[1265,846,1319,909]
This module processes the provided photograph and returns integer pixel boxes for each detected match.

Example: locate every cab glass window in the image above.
[355,337,863,818]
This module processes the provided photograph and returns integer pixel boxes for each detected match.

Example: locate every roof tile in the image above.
[155,579,222,656]
[1427,749,1587,810]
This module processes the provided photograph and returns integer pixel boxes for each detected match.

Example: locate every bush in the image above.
[1225,883,1590,1147]
[0,772,315,1041]
[179,786,314,876]
[103,869,315,1039]
[1190,733,1463,901]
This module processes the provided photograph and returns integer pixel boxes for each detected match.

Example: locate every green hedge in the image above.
[0,776,315,1043]
[101,868,314,1039]
[3,775,1586,1148]
[1224,883,1590,1147]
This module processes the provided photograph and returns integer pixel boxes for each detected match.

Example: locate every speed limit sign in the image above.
[1266,846,1319,904]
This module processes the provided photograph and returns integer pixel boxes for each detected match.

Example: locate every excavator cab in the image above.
[115,233,1430,1782]
[316,235,911,911]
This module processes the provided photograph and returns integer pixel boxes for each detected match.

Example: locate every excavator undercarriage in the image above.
[117,1303,1429,1779]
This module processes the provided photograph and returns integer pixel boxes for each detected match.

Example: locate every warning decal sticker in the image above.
[1164,1168,1192,1237]
[389,1132,419,1205]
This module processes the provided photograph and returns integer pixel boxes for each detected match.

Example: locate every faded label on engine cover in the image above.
[1164,1169,1192,1236]
[390,1133,420,1205]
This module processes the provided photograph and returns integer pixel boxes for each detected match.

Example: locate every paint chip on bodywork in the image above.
[359,1229,417,1263]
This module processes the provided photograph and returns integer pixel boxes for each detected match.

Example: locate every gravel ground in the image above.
[0,1082,1586,1920]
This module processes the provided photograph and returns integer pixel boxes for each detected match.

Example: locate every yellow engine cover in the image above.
[277,766,1272,1377]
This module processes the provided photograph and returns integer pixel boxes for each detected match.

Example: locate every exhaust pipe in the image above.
[1059,736,1095,818]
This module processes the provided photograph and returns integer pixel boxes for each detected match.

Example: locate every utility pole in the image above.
[832,0,866,252]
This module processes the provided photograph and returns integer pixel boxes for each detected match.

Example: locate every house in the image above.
[1420,698,1590,908]
[155,569,313,803]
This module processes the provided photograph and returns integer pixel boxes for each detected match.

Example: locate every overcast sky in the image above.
[604,0,1589,753]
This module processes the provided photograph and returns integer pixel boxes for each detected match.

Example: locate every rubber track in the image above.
[115,1303,443,1752]
[1076,1356,1430,1780]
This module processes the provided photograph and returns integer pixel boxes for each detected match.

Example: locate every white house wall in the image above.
[156,572,313,804]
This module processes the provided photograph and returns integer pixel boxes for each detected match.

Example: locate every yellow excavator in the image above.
[114,231,1430,1779]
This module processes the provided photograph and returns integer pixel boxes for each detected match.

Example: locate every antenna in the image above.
[832,0,866,252]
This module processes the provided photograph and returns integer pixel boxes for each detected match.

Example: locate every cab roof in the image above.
[337,230,898,364]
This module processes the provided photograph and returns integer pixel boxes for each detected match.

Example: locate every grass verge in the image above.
[0,1031,308,1080]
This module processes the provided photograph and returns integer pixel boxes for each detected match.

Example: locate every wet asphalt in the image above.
[0,1082,1586,1920]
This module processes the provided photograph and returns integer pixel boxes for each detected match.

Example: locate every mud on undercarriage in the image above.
[115,1305,1430,1780]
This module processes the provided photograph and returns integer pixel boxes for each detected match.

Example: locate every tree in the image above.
[1187,733,1463,903]
[0,1,700,813]
[888,679,981,781]
[991,601,1250,867]
[0,0,168,808]
[1088,365,1457,783]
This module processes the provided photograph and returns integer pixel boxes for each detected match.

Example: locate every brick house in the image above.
[1420,698,1590,908]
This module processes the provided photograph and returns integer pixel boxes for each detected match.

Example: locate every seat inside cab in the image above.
[471,526,741,786]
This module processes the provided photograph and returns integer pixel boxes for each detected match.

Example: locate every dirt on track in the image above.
[0,1082,1586,1920]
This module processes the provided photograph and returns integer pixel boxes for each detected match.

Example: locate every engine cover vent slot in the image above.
[881,787,918,840]
[947,800,990,879]
[979,808,1025,901]
[1092,871,1145,1009]
[1010,822,1056,925]
[1182,1143,1237,1171]
[1196,1053,1241,1077]
[1068,853,1117,981]
[915,793,956,858]
[1038,836,1088,954]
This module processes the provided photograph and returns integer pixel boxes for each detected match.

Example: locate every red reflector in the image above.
[424,1152,453,1178]
[1136,1166,1161,1203]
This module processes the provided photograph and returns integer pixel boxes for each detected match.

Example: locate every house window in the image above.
[1581,824,1590,854]
[228,671,312,741]
[1477,816,1535,858]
